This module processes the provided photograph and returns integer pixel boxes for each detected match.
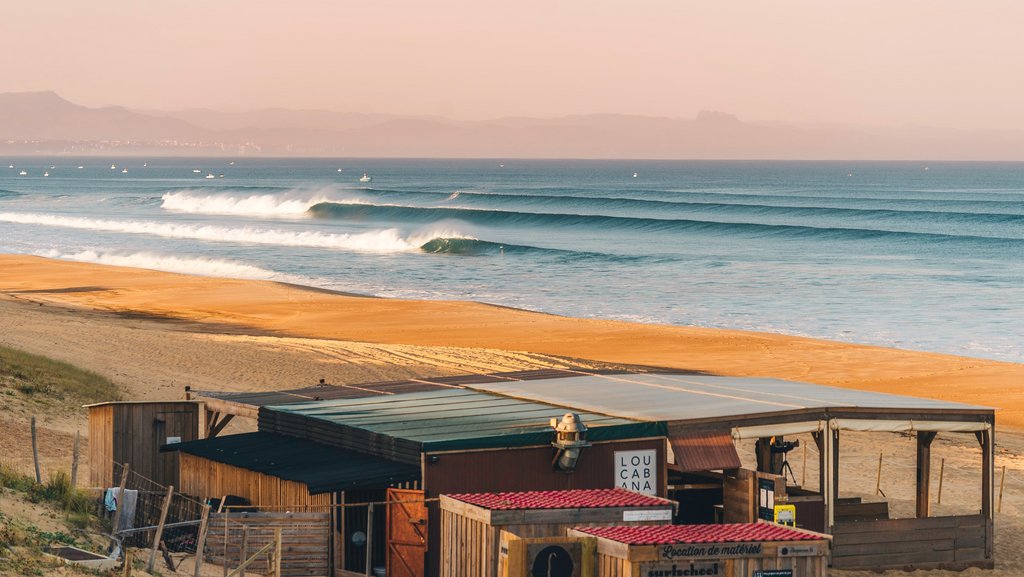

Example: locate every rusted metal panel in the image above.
[387,489,428,577]
[669,430,741,472]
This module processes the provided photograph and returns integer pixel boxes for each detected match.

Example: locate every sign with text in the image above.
[623,509,673,522]
[639,561,722,576]
[660,542,763,561]
[752,570,792,577]
[615,449,658,495]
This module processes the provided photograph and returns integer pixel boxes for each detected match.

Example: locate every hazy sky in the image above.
[3,1,1022,129]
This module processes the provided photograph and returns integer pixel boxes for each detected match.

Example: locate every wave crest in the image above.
[160,189,349,216]
[40,249,279,280]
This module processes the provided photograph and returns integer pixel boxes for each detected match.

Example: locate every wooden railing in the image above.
[206,512,331,577]
[831,514,993,571]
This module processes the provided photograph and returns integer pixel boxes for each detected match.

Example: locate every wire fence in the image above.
[105,461,206,554]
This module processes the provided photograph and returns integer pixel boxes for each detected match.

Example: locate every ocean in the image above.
[1,158,1021,362]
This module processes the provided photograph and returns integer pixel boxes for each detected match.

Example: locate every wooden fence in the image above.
[831,514,993,570]
[206,512,330,577]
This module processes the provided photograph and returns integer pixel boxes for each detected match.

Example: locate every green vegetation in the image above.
[0,466,94,517]
[0,345,119,404]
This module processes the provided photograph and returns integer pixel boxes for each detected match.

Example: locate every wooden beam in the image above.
[916,431,937,518]
[198,397,261,420]
[831,428,840,529]
[977,429,993,522]
[208,414,235,438]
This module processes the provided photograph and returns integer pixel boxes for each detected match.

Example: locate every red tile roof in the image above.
[447,489,673,510]
[574,524,822,545]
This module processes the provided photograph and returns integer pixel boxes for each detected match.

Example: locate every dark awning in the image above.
[161,431,420,494]
[669,430,742,472]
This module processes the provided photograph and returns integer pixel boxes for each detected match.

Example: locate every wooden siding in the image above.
[577,532,829,577]
[439,495,672,577]
[177,452,332,509]
[88,404,115,487]
[88,402,200,488]
[831,514,993,570]
[206,511,330,577]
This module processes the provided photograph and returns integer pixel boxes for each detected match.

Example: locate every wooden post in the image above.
[31,416,41,484]
[999,465,1006,513]
[223,509,229,577]
[110,463,130,537]
[875,452,883,496]
[273,527,283,577]
[937,458,946,505]
[239,525,249,577]
[801,443,807,487]
[977,428,993,520]
[122,549,133,577]
[71,430,80,488]
[365,503,374,577]
[193,503,212,577]
[147,485,175,572]
[916,432,936,518]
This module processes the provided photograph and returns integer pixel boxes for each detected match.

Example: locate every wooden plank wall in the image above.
[88,405,114,487]
[440,509,670,577]
[593,543,826,577]
[177,453,332,509]
[207,512,330,577]
[831,514,992,570]
[722,469,755,523]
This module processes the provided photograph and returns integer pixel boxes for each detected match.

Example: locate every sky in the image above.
[2,1,1022,130]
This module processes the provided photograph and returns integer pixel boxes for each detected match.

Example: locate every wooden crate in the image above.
[569,523,830,577]
[440,489,675,577]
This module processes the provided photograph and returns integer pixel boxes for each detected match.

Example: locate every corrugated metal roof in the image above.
[461,373,990,422]
[574,524,824,545]
[447,489,673,510]
[670,431,742,472]
[191,369,604,408]
[266,388,664,453]
[161,431,419,494]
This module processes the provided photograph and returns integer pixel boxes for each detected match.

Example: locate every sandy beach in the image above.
[1,253,1023,576]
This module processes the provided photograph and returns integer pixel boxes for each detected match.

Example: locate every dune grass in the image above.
[0,345,120,404]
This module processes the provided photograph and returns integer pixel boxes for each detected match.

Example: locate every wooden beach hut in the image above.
[439,489,675,577]
[86,400,201,488]
[569,524,830,577]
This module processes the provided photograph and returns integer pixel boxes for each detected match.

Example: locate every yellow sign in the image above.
[773,504,797,527]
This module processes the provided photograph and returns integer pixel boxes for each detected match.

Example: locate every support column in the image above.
[812,430,827,531]
[916,431,937,518]
[830,427,839,531]
[820,422,837,532]
[976,428,993,519]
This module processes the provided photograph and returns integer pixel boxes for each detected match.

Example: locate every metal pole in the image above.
[31,416,41,483]
[937,458,946,505]
[998,465,1006,513]
[801,443,807,487]
[365,503,374,577]
[875,452,883,496]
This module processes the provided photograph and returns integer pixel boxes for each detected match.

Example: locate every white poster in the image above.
[615,449,658,495]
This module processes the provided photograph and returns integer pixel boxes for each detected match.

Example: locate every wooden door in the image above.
[387,488,427,577]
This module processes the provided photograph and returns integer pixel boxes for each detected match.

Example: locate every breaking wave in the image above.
[40,249,280,280]
[0,212,469,253]
[160,188,355,216]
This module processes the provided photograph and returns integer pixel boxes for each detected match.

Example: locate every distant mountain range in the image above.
[3,91,1024,160]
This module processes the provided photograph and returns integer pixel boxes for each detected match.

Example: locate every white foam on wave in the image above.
[0,212,472,253]
[160,188,363,216]
[41,249,279,280]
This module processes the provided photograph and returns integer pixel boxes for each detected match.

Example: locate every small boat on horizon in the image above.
[193,169,201,173]
[18,170,27,176]
[205,173,215,179]
[43,171,49,177]
[122,168,128,174]
[110,164,116,170]
[359,172,372,183]
[632,172,638,178]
